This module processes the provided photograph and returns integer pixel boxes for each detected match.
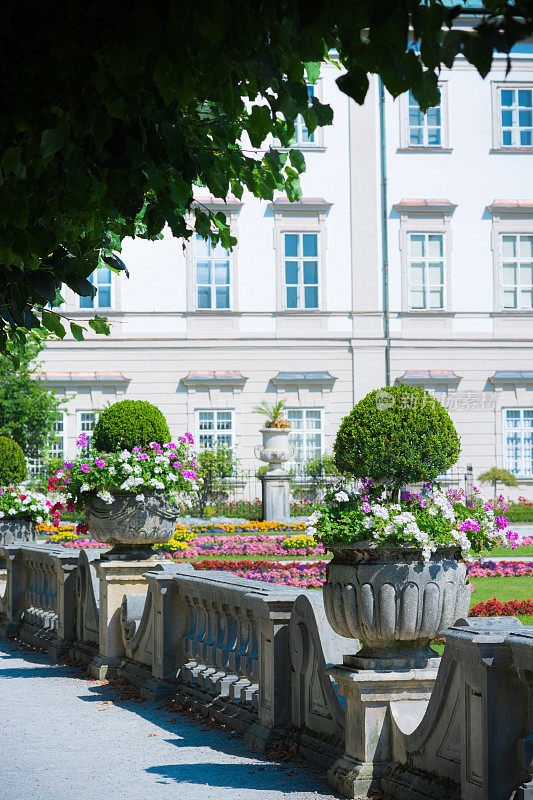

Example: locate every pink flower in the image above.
[76,433,89,448]
[80,464,92,474]
[94,458,105,468]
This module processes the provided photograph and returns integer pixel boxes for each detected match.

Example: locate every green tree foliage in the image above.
[0,436,27,485]
[478,466,518,499]
[1,1,532,346]
[194,446,240,514]
[334,385,461,490]
[92,400,171,453]
[0,336,63,458]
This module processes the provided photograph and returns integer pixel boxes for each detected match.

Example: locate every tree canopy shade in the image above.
[1,0,532,347]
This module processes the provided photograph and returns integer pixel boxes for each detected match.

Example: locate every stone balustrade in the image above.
[1,541,532,798]
[0,543,79,657]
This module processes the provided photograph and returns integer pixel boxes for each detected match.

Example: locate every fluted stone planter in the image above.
[323,541,471,668]
[84,491,179,560]
[0,519,36,545]
[254,427,293,475]
[255,427,294,520]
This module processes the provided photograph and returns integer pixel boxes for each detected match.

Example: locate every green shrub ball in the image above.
[93,400,171,453]
[0,435,27,485]
[333,386,461,487]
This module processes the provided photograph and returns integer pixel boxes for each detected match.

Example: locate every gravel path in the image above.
[0,640,339,800]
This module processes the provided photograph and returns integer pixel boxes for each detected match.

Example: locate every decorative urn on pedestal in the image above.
[253,400,293,520]
[313,386,513,798]
[52,400,197,560]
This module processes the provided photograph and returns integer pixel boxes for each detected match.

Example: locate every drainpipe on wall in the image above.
[379,78,391,387]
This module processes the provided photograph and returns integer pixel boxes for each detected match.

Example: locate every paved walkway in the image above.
[0,640,339,800]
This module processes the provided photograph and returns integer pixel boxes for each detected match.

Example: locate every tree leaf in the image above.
[247,105,273,147]
[304,62,321,83]
[40,129,63,158]
[289,148,306,172]
[70,322,85,341]
[41,310,66,339]
[88,315,111,335]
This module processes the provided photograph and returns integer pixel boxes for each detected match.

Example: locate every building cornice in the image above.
[192,195,243,214]
[487,200,533,216]
[393,199,457,215]
[269,197,333,215]
[490,371,533,387]
[181,370,248,388]
[271,370,336,388]
[396,370,462,386]
[36,371,130,388]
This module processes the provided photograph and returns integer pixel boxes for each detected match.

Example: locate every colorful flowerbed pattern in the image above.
[469,598,533,617]
[468,561,533,577]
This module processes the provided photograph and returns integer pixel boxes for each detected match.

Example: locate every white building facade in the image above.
[39,46,533,495]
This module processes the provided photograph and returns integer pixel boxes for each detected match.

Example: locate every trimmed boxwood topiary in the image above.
[0,435,27,485]
[333,385,460,489]
[93,400,171,453]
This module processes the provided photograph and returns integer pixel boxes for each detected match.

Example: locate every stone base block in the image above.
[87,653,121,680]
[382,764,461,800]
[327,754,388,799]
[140,678,176,702]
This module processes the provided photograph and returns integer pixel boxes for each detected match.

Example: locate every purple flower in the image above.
[132,446,142,454]
[164,442,177,450]
[149,441,162,450]
[94,458,105,468]
[76,433,89,448]
[62,461,74,470]
[137,453,149,461]
[362,502,371,514]
[80,464,92,474]
[185,432,194,444]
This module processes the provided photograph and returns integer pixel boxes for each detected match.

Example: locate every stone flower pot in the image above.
[0,519,36,545]
[254,427,293,475]
[323,541,471,668]
[84,491,179,560]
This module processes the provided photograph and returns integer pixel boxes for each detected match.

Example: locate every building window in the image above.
[288,409,323,470]
[498,87,533,147]
[407,232,445,310]
[194,234,231,310]
[196,410,233,449]
[500,233,533,310]
[77,411,97,448]
[504,408,533,477]
[79,266,112,310]
[50,414,65,460]
[407,91,442,147]
[284,232,319,309]
[293,84,316,145]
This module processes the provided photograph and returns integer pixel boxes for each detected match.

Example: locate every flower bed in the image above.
[506,497,533,523]
[164,533,326,558]
[468,561,533,577]
[469,598,533,617]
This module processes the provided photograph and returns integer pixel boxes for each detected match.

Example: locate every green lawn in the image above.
[487,545,533,557]
[469,576,532,625]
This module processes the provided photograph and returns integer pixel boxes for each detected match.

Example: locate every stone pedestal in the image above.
[89,558,164,679]
[261,473,290,521]
[327,658,438,798]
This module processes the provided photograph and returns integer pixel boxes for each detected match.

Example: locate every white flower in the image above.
[119,450,130,461]
[0,511,4,518]
[149,478,165,490]
[363,517,375,529]
[334,491,349,503]
[80,484,90,493]
[427,506,438,517]
[36,516,43,524]
[306,526,317,536]
[8,508,16,515]
[372,505,389,520]
[154,466,162,474]
[133,465,142,476]
[108,467,116,475]
[307,511,321,525]
[121,463,133,474]
[97,490,114,505]
[135,494,145,502]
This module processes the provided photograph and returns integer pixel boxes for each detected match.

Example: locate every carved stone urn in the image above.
[254,427,294,475]
[323,541,471,668]
[84,491,179,560]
